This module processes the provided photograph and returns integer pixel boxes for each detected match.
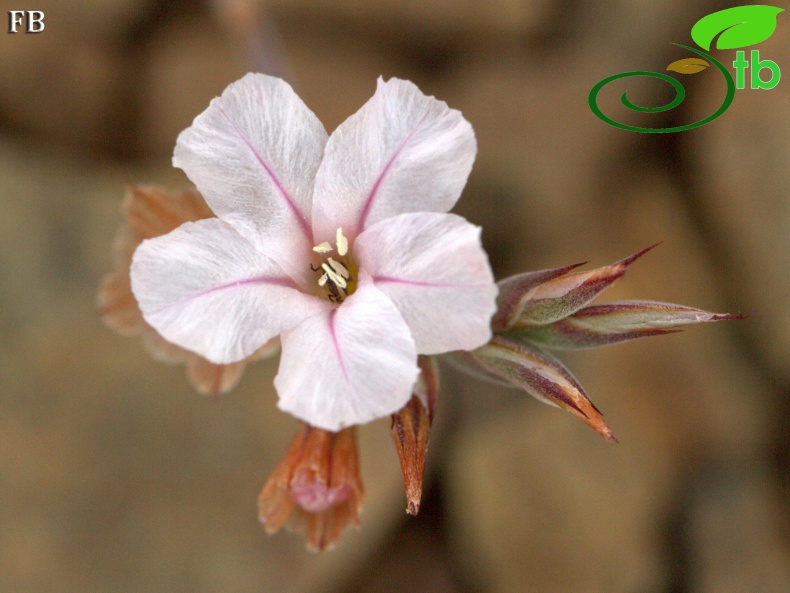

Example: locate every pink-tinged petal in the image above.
[355,212,497,354]
[173,73,327,281]
[131,218,331,364]
[516,300,747,349]
[258,424,364,552]
[275,275,419,431]
[312,77,476,241]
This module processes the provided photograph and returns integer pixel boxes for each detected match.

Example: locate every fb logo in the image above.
[8,10,45,33]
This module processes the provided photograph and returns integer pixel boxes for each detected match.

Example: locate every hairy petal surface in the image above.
[131,219,330,364]
[312,77,476,241]
[173,73,328,281]
[355,212,497,354]
[275,275,419,431]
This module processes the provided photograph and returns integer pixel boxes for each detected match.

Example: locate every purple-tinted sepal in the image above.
[468,336,617,441]
[493,245,659,331]
[492,262,587,331]
[510,300,746,350]
[460,244,748,441]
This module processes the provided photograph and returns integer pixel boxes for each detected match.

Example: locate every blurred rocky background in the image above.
[0,1,787,592]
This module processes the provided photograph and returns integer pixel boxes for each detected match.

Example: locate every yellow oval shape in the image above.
[666,57,710,74]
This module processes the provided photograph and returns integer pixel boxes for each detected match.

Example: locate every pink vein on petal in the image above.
[356,113,428,232]
[150,275,298,314]
[373,275,478,288]
[327,309,350,384]
[217,106,312,240]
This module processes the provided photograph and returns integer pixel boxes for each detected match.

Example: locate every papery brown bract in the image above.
[390,355,439,515]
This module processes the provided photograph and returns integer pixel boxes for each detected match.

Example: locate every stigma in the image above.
[311,228,355,303]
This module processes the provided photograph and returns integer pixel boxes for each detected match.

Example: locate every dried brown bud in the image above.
[390,356,438,515]
[258,423,364,552]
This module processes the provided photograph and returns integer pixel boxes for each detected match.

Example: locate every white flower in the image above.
[131,74,497,431]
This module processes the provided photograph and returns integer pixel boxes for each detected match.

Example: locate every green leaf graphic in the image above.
[691,5,783,50]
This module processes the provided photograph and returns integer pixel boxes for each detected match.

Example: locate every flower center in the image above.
[311,228,357,303]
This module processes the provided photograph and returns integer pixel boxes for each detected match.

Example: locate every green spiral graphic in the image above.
[588,44,736,133]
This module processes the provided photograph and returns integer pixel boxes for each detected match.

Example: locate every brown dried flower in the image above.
[258,423,364,552]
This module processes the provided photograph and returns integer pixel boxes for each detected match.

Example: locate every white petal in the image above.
[173,73,327,281]
[275,275,419,431]
[355,212,497,354]
[311,77,476,241]
[131,218,331,364]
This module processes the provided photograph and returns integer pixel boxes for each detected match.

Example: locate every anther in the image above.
[327,258,349,278]
[321,263,347,289]
[336,228,348,257]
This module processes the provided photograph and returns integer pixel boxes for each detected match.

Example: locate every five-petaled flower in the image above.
[131,73,498,431]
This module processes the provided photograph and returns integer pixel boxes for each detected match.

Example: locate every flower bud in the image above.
[390,356,438,515]
[258,423,364,552]
[512,300,746,349]
[493,244,659,330]
[469,336,617,442]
